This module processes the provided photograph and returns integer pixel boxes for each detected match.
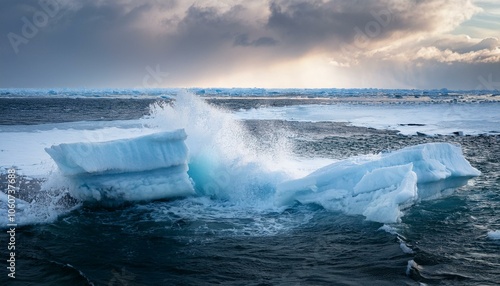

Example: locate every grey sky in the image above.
[1,0,499,89]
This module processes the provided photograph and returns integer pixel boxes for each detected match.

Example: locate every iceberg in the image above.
[276,143,480,223]
[45,129,195,203]
[45,130,189,176]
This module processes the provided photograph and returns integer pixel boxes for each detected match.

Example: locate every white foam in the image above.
[406,260,418,276]
[378,224,398,235]
[145,197,314,237]
[400,242,414,254]
[0,179,80,226]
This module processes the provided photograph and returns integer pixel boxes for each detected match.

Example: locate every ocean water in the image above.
[0,89,499,285]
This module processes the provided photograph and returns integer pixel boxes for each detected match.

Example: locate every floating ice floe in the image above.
[275,143,480,223]
[45,129,194,203]
[487,230,500,240]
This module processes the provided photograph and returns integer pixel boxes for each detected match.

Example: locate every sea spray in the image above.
[141,90,295,201]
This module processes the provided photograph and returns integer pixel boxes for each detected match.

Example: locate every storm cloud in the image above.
[1,0,499,89]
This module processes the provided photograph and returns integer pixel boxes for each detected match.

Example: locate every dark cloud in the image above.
[266,0,396,51]
[233,34,277,47]
[265,0,485,56]
[0,0,498,88]
[0,0,169,87]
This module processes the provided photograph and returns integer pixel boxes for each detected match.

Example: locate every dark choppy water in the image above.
[0,96,499,285]
[0,98,157,125]
[2,193,499,285]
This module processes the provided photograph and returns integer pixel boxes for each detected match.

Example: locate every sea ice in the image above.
[235,102,500,135]
[45,129,189,176]
[487,230,500,240]
[45,129,195,203]
[275,143,480,223]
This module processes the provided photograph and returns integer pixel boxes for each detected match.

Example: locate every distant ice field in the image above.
[235,102,500,135]
[2,87,499,98]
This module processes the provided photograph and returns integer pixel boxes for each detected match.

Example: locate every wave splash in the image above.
[141,91,295,201]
